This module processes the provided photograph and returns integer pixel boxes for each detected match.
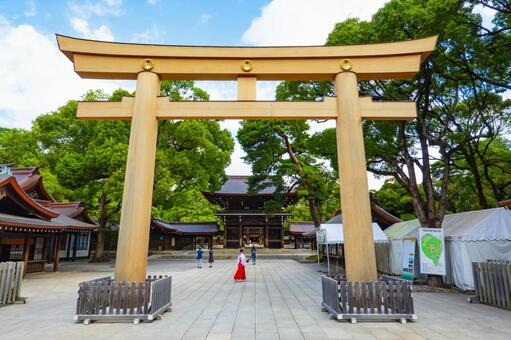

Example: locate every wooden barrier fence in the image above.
[75,275,172,324]
[0,262,26,306]
[470,260,511,310]
[321,275,416,323]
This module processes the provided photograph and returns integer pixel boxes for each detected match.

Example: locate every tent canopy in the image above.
[318,222,388,244]
[385,208,511,241]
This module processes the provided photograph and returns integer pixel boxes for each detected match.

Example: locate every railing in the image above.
[470,260,511,310]
[321,275,416,323]
[75,275,172,324]
[0,262,26,306]
[149,275,172,316]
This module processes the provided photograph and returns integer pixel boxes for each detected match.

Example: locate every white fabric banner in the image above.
[419,228,446,275]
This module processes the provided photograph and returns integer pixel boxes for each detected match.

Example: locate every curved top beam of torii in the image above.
[56,34,437,81]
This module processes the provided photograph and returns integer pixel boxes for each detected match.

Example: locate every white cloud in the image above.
[242,0,389,46]
[130,24,165,43]
[147,0,159,4]
[68,0,124,18]
[0,18,129,130]
[24,1,36,17]
[70,17,114,41]
[238,0,389,189]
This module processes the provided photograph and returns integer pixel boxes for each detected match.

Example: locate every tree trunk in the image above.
[464,146,489,209]
[92,192,108,262]
[308,198,321,228]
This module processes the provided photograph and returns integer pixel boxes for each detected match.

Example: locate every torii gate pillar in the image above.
[115,71,160,282]
[335,71,377,282]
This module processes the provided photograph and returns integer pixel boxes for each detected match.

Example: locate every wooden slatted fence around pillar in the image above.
[471,261,511,310]
[0,262,25,306]
[321,275,416,323]
[75,275,172,324]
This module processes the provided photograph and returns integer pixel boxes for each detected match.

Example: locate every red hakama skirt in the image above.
[233,260,246,281]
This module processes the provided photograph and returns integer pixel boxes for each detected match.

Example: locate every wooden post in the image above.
[22,232,31,276]
[223,224,227,248]
[237,76,256,100]
[334,71,377,282]
[114,71,160,283]
[239,216,242,248]
[265,217,269,248]
[53,233,61,272]
[72,233,78,261]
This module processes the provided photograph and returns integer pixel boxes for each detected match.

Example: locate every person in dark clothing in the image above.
[208,246,215,268]
[251,245,257,265]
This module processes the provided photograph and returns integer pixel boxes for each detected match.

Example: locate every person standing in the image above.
[208,246,215,268]
[196,246,203,269]
[251,244,257,265]
[233,248,248,281]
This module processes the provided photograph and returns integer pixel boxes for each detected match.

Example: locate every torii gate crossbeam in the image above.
[57,34,437,283]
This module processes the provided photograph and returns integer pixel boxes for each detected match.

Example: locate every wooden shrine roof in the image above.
[0,174,97,232]
[203,176,297,197]
[151,219,219,235]
[288,221,316,235]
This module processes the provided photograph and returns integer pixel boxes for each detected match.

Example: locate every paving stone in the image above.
[0,259,510,339]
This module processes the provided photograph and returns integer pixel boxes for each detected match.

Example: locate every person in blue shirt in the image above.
[196,246,203,269]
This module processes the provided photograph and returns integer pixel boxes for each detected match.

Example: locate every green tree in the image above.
[237,119,338,227]
[2,82,234,260]
[277,0,511,229]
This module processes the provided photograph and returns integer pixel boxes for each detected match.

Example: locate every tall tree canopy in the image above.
[0,81,234,259]
[276,0,511,227]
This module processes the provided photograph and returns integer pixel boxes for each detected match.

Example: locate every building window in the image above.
[33,237,44,260]
[60,235,68,250]
[75,234,89,251]
[9,245,23,260]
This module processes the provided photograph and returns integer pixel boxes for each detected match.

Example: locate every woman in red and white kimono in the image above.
[234,248,248,281]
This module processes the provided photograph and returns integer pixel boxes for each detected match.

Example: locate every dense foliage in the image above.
[268,0,511,225]
[0,81,234,259]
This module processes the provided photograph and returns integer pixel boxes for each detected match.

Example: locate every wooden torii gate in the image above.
[57,34,437,283]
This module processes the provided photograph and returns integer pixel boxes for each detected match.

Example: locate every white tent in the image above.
[317,222,388,244]
[315,222,388,275]
[382,208,511,290]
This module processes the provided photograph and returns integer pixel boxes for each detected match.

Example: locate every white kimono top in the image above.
[238,253,247,267]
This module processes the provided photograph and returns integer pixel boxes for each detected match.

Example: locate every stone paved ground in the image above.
[1,259,510,340]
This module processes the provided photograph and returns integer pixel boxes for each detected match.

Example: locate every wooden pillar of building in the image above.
[72,233,78,261]
[53,233,61,272]
[239,216,242,248]
[65,233,72,259]
[22,232,31,276]
[334,71,377,282]
[223,224,227,248]
[114,71,160,283]
[264,217,269,248]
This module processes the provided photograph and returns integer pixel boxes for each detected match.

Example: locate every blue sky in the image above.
[0,0,404,187]
[0,0,269,46]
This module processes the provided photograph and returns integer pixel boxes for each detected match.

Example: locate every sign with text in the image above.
[401,237,416,281]
[316,229,326,244]
[419,228,446,276]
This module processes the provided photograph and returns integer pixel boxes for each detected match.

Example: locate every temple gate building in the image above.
[204,176,296,249]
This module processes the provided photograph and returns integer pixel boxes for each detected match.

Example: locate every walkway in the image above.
[1,259,510,339]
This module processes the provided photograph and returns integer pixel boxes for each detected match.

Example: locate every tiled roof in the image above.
[288,221,316,235]
[151,219,219,235]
